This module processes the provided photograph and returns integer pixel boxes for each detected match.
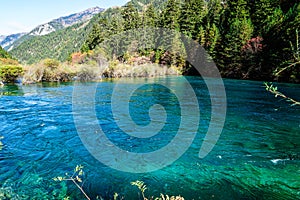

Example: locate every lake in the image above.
[0,76,299,199]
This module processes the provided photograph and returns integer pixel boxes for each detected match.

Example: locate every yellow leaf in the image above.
[76,176,82,182]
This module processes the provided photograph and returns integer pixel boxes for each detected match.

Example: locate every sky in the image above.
[0,0,129,35]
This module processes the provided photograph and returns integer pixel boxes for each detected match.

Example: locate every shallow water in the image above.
[0,77,299,199]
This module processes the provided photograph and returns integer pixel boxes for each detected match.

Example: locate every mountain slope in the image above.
[7,7,105,64]
[29,7,104,36]
[6,7,104,51]
[10,21,94,64]
[0,33,26,50]
[0,46,12,59]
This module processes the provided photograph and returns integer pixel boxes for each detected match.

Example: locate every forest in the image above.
[82,0,299,82]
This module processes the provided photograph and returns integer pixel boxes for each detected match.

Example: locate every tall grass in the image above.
[22,59,102,84]
[103,62,180,78]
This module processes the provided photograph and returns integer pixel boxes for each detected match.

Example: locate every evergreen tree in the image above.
[218,17,254,77]
[204,23,220,58]
[142,4,158,27]
[179,0,205,38]
[249,0,280,35]
[122,2,140,30]
[203,0,223,26]
[82,18,109,51]
[161,0,181,30]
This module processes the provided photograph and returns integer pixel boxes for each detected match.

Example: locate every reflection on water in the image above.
[0,84,24,96]
[0,77,299,199]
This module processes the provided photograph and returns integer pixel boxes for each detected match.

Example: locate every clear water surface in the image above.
[0,76,299,199]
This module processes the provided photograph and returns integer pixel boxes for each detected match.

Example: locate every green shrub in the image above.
[43,58,60,69]
[0,65,23,83]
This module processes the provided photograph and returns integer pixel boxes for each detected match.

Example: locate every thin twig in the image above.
[274,60,300,76]
[70,178,91,200]
[265,83,300,106]
[53,165,91,200]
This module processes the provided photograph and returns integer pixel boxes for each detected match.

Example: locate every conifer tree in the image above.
[249,0,280,35]
[122,2,140,30]
[161,0,181,30]
[142,4,157,27]
[179,0,205,39]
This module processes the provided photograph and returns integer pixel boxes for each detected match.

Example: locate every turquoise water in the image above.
[0,77,299,199]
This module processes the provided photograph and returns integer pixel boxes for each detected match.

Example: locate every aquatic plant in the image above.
[131,180,184,200]
[131,180,147,199]
[53,165,91,200]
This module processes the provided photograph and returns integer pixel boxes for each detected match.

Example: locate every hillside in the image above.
[0,33,26,50]
[29,7,104,37]
[5,7,103,52]
[0,46,11,59]
[10,21,94,64]
[7,7,104,64]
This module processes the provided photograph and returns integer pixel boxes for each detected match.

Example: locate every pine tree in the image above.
[262,3,300,82]
[179,0,205,39]
[142,4,157,27]
[215,0,253,74]
[122,2,140,30]
[82,18,109,51]
[161,0,181,30]
[218,8,254,77]
[249,0,280,35]
[204,23,220,58]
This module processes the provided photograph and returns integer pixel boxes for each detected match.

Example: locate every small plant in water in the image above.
[53,165,90,200]
[131,180,147,199]
[131,180,184,200]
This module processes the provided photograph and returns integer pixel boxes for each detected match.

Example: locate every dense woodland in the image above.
[5,0,300,83]
[83,0,299,82]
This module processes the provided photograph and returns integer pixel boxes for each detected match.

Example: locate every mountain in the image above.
[6,7,104,51]
[29,7,104,36]
[10,18,99,64]
[0,33,26,50]
[0,35,5,42]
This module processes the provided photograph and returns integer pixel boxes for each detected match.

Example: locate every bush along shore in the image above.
[0,52,182,85]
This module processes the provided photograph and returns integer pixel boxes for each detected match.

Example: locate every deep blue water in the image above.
[0,76,299,199]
